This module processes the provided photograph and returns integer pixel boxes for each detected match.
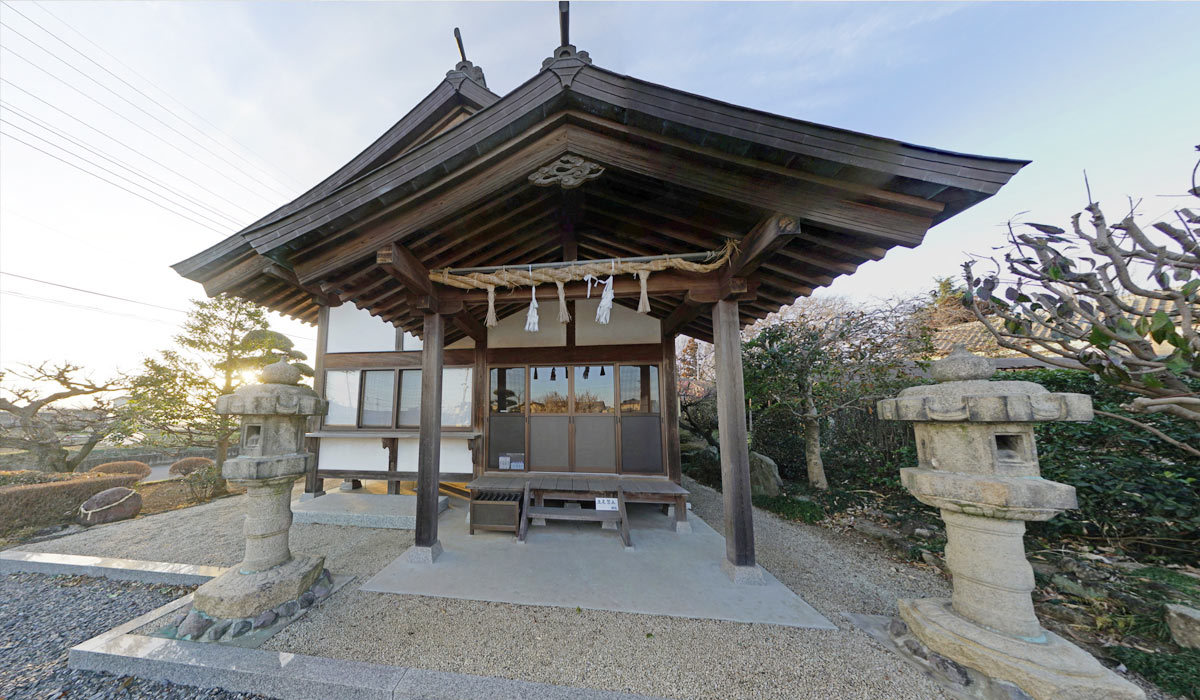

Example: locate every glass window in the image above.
[529,366,568,413]
[574,365,614,414]
[442,368,473,427]
[619,365,659,413]
[396,368,474,427]
[401,331,423,351]
[489,367,525,414]
[397,369,422,426]
[360,370,394,427]
[324,370,360,425]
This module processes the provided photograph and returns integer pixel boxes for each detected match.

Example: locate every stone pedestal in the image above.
[877,347,1143,700]
[192,360,330,625]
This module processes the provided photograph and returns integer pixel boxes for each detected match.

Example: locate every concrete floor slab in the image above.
[292,493,448,529]
[362,503,835,629]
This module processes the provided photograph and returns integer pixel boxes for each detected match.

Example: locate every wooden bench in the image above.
[517,483,632,547]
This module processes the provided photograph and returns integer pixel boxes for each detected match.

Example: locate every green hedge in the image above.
[1009,369,1199,564]
[1,471,140,533]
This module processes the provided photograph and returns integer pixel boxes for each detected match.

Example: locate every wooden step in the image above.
[527,506,620,522]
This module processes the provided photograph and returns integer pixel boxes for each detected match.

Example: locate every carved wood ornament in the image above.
[528,155,604,189]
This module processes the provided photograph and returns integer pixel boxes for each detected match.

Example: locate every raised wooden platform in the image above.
[468,474,688,535]
[466,474,687,498]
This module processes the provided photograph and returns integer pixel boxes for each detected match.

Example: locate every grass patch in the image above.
[1108,647,1199,699]
[752,494,824,524]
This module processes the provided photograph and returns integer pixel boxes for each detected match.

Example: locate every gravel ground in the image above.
[5,477,1167,700]
[0,572,262,700]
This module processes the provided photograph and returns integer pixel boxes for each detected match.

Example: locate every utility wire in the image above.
[0,271,188,313]
[0,289,178,326]
[0,118,235,231]
[0,78,258,218]
[1,101,245,227]
[0,44,278,208]
[29,0,306,192]
[7,1,303,194]
[0,128,231,235]
[0,18,294,201]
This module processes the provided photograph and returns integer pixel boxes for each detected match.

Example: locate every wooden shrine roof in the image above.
[174,45,1028,344]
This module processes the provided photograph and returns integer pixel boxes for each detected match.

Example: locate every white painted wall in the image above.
[318,437,390,472]
[488,299,567,348]
[326,304,396,353]
[318,436,475,475]
[574,299,661,345]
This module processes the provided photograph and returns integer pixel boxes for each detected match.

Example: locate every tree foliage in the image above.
[963,160,1199,438]
[121,295,304,465]
[0,363,126,473]
[742,298,932,489]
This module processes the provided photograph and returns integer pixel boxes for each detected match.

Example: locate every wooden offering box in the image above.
[469,491,522,535]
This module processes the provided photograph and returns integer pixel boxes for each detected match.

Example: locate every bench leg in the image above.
[673,494,692,534]
[617,488,632,549]
[532,493,546,526]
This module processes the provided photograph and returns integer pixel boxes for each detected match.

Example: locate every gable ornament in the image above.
[528,155,604,190]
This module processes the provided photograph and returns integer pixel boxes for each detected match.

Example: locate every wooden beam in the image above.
[378,242,434,296]
[415,311,444,552]
[728,215,800,278]
[264,264,341,307]
[450,309,486,343]
[567,125,934,246]
[440,271,725,304]
[294,124,570,285]
[712,299,756,570]
[202,255,273,296]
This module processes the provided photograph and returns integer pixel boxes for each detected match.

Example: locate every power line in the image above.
[0,118,235,232]
[7,1,304,194]
[29,0,306,193]
[0,271,188,313]
[0,128,231,235]
[0,289,178,326]
[0,271,317,343]
[0,17,294,201]
[0,78,258,218]
[1,101,245,228]
[0,44,279,209]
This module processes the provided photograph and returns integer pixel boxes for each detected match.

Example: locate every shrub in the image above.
[0,470,77,488]
[169,456,214,477]
[182,463,227,501]
[0,472,139,533]
[750,404,808,482]
[88,461,152,481]
[1006,369,1200,564]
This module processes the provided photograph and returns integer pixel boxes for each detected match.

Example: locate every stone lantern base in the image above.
[898,598,1143,700]
[193,555,326,621]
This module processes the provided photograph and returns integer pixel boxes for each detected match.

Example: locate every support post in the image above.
[661,332,682,485]
[711,300,761,583]
[408,311,444,563]
[303,305,330,500]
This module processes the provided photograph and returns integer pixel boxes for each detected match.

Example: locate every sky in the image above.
[1,1,1197,391]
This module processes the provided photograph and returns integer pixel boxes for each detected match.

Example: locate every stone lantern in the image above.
[191,359,328,623]
[877,346,1142,700]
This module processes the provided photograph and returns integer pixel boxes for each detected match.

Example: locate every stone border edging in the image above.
[0,550,226,585]
[70,594,662,700]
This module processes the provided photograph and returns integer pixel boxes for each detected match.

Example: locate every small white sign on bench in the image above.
[595,497,618,512]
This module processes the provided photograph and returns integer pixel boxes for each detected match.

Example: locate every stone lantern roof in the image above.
[878,346,1092,424]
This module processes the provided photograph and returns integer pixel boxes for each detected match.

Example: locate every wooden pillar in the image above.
[415,311,444,551]
[712,300,756,571]
[661,332,682,484]
[471,333,488,477]
[304,305,330,497]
